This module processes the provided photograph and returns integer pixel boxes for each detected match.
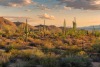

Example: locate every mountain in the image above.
[14,22,37,31]
[35,25,62,33]
[79,25,100,31]
[0,17,17,29]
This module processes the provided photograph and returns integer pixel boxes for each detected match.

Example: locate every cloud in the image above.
[0,0,35,7]
[2,16,31,19]
[64,6,72,10]
[25,9,31,12]
[0,16,32,22]
[38,13,55,20]
[57,0,100,10]
[37,4,50,11]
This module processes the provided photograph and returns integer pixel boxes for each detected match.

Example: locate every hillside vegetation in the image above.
[0,17,100,67]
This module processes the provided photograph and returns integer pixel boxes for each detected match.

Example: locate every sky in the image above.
[0,0,100,27]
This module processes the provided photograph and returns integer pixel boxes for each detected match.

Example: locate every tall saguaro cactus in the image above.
[43,20,45,37]
[63,19,66,35]
[73,17,77,31]
[38,24,41,32]
[92,26,96,36]
[25,19,28,42]
[43,20,45,31]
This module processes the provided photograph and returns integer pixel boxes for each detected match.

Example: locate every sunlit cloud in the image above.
[38,13,55,20]
[64,6,72,10]
[25,9,31,12]
[0,0,35,7]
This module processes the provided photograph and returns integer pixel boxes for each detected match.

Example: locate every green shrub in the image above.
[91,39,100,53]
[60,56,92,67]
[40,57,59,67]
[92,44,100,53]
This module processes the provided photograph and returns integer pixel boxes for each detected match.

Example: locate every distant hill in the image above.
[0,17,62,32]
[79,25,100,31]
[2,17,100,32]
[35,25,62,33]
[0,17,17,29]
[14,22,37,31]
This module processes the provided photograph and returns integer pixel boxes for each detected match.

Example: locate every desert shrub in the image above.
[32,39,55,49]
[62,45,82,55]
[65,29,87,38]
[90,43,100,62]
[60,56,92,67]
[0,41,7,49]
[21,48,45,59]
[77,51,87,56]
[92,44,100,53]
[2,25,15,38]
[0,52,11,66]
[27,37,34,42]
[7,59,28,67]
[24,55,92,67]
[25,56,59,67]
[52,40,63,48]
[9,49,22,58]
[9,48,45,61]
[5,42,27,52]
[29,39,43,46]
[0,30,4,37]
[91,39,100,53]
[31,32,39,38]
[94,31,100,37]
[42,48,63,55]
[15,39,24,43]
[42,40,55,49]
[40,57,59,67]
[6,45,14,52]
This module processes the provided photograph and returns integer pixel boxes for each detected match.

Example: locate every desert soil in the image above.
[92,62,100,67]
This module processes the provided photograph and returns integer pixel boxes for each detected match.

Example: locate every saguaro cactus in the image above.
[73,17,77,31]
[92,26,96,36]
[43,20,45,37]
[25,19,28,42]
[38,24,41,32]
[63,19,66,35]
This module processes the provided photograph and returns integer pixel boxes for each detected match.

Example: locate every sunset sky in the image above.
[0,0,100,27]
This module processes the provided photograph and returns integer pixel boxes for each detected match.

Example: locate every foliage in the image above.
[92,39,100,53]
[60,56,92,67]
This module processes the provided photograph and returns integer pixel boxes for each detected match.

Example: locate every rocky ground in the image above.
[92,62,100,67]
